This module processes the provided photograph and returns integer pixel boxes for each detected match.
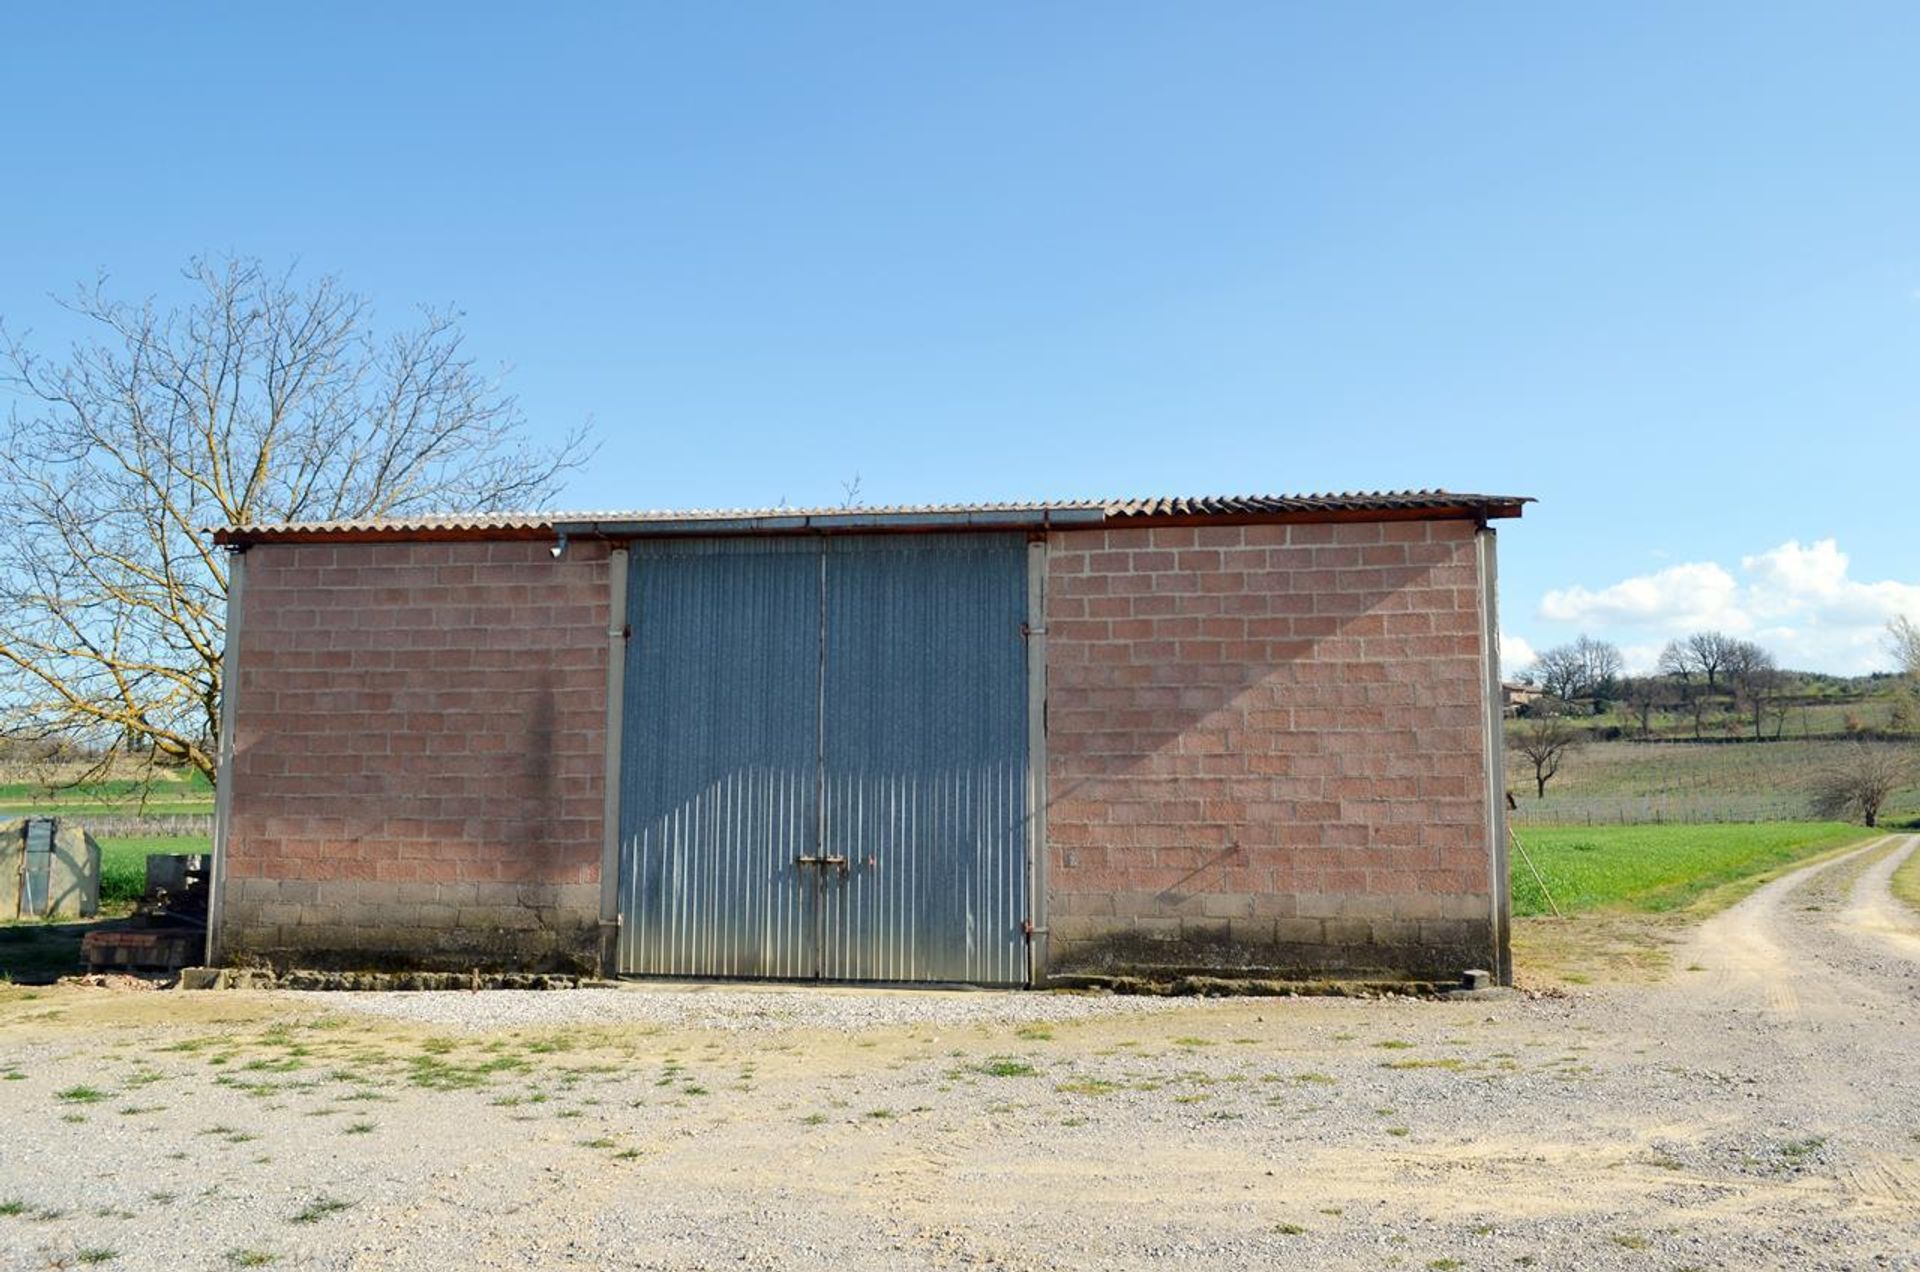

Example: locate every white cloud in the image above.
[1500,633,1537,676]
[1539,561,1745,631]
[1530,539,1920,674]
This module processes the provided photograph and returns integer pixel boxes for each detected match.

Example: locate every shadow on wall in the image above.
[1044,522,1490,911]
[519,671,559,865]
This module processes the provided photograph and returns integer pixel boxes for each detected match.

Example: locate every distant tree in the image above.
[1658,631,1739,690]
[1890,615,1920,677]
[0,257,593,783]
[1808,744,1911,827]
[1889,617,1920,736]
[1530,636,1625,706]
[1620,675,1665,738]
[1514,708,1582,799]
[1724,640,1780,740]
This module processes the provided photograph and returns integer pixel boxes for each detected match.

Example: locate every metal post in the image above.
[206,549,246,967]
[598,546,629,977]
[1025,536,1050,986]
[1475,526,1512,985]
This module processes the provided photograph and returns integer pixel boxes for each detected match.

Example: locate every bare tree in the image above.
[1620,675,1664,738]
[1514,710,1582,799]
[1530,635,1625,706]
[0,257,592,783]
[1808,743,1911,827]
[1723,639,1780,740]
[1658,630,1738,690]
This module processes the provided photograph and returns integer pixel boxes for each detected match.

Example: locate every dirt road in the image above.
[2,838,1917,1270]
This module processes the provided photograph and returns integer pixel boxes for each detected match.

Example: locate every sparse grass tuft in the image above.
[289,1197,352,1224]
[968,1056,1038,1078]
[75,1250,118,1265]
[227,1250,277,1267]
[55,1085,110,1104]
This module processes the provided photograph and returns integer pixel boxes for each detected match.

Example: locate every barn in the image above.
[208,490,1528,986]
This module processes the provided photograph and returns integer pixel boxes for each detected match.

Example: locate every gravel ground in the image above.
[290,980,1228,1034]
[1,835,1917,1271]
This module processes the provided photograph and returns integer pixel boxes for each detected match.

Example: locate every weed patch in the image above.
[290,1197,352,1224]
[55,1085,110,1104]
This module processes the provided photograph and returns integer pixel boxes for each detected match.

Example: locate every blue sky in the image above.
[4,4,1918,674]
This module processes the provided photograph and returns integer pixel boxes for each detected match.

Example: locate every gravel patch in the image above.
[289,982,1223,1033]
[5,838,1918,1271]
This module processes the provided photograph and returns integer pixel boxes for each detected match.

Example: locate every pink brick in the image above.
[1045,520,1493,935]
[229,540,609,892]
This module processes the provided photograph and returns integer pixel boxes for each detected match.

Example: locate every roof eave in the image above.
[209,492,1534,547]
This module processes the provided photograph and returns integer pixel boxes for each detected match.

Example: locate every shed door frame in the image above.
[606,532,1049,986]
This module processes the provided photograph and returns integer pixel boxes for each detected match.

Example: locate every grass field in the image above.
[1892,843,1920,916]
[1505,739,1920,825]
[1508,821,1876,918]
[0,768,214,820]
[94,834,210,907]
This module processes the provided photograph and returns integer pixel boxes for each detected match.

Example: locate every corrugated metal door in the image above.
[617,533,1031,984]
[818,535,1030,984]
[19,819,54,917]
[617,538,821,978]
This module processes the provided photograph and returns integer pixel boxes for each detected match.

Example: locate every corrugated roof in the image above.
[211,489,1530,545]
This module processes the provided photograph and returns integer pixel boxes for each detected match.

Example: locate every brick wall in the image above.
[1043,520,1497,981]
[220,540,610,972]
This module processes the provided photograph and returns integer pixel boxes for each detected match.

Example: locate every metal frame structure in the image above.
[1475,526,1513,985]
[206,549,245,967]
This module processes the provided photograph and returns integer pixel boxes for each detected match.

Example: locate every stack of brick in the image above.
[219,540,611,971]
[1042,519,1493,979]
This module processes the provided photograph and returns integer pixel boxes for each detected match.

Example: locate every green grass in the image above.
[289,1197,352,1224]
[1509,822,1875,917]
[95,835,210,907]
[55,1085,111,1104]
[1891,844,1920,916]
[966,1057,1039,1078]
[0,770,211,805]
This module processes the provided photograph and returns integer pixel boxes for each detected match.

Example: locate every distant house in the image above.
[208,489,1531,986]
[1502,681,1545,717]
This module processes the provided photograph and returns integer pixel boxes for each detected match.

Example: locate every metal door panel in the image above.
[818,535,1030,984]
[20,819,53,918]
[617,538,820,977]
